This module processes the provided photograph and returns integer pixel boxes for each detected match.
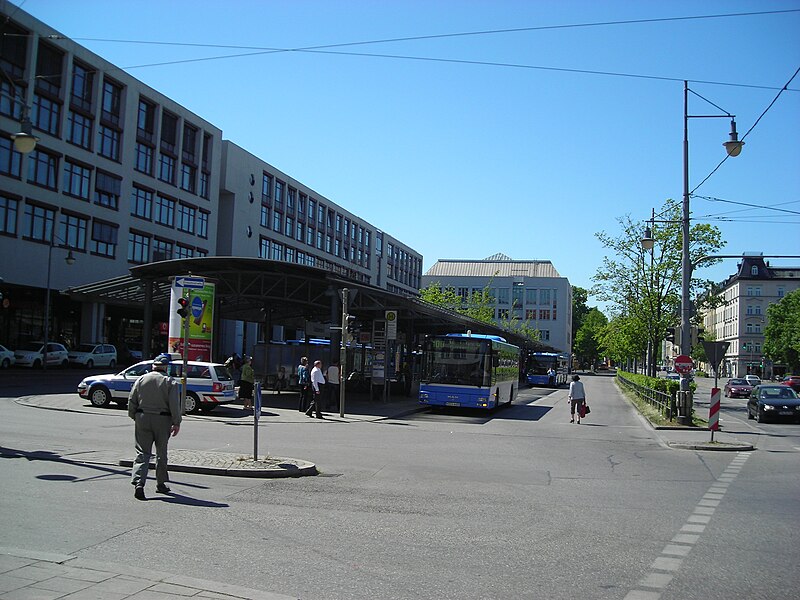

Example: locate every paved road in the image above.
[1,371,798,599]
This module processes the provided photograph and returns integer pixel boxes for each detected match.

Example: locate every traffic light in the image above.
[665,327,675,343]
[345,314,357,338]
[176,296,190,318]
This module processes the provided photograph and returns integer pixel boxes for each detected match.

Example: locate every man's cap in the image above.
[153,354,171,366]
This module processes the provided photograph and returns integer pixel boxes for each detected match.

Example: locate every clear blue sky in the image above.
[12,0,800,310]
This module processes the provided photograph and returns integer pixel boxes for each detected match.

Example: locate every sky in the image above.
[9,0,800,310]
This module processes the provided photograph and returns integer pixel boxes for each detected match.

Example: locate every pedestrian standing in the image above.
[239,355,255,410]
[325,360,340,410]
[274,366,287,394]
[297,357,310,412]
[128,354,181,500]
[306,359,325,419]
[568,374,587,424]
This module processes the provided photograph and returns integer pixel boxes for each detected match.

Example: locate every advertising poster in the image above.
[168,281,215,362]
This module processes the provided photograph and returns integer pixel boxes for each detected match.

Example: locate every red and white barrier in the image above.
[709,388,721,432]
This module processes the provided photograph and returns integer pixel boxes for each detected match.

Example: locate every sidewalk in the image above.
[0,546,296,600]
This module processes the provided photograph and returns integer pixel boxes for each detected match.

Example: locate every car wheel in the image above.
[86,359,94,369]
[89,386,111,408]
[109,359,116,369]
[184,392,201,414]
[61,359,68,368]
[33,359,42,369]
[747,405,754,419]
[1,358,8,369]
[756,407,765,423]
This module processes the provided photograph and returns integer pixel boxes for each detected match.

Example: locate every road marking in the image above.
[625,451,752,599]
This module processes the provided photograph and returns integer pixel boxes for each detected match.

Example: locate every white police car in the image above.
[77,355,236,414]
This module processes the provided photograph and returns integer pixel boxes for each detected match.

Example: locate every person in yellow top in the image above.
[239,355,255,410]
[128,354,181,500]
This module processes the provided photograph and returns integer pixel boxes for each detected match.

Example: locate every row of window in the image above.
[0,192,206,262]
[257,236,371,284]
[1,137,209,239]
[451,286,559,310]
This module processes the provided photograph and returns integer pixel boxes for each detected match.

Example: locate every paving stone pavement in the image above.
[0,547,297,600]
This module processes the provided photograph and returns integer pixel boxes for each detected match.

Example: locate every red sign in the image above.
[674,354,694,374]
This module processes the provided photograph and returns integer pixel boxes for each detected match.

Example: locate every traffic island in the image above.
[119,449,318,478]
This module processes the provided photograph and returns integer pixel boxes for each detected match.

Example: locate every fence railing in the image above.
[617,372,677,421]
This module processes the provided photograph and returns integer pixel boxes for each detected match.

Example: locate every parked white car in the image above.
[68,343,117,369]
[744,374,762,386]
[14,342,69,368]
[0,343,15,368]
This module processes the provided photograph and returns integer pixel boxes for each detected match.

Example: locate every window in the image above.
[197,210,209,238]
[512,282,524,308]
[326,235,332,253]
[196,248,207,258]
[259,237,270,259]
[297,222,303,241]
[161,112,178,154]
[32,94,60,135]
[35,42,63,97]
[285,216,293,237]
[271,242,283,261]
[23,203,55,242]
[751,265,758,276]
[457,287,469,302]
[0,136,22,177]
[286,247,295,263]
[58,212,87,250]
[539,289,551,306]
[272,210,281,233]
[540,330,550,341]
[134,143,153,175]
[152,238,173,261]
[0,193,19,235]
[260,204,269,228]
[262,174,272,201]
[180,162,196,193]
[177,203,196,233]
[0,80,22,121]
[498,309,509,319]
[288,188,296,212]
[67,111,93,149]
[63,160,91,199]
[274,180,284,205]
[27,148,58,189]
[317,231,323,250]
[130,186,152,220]
[182,123,197,163]
[199,170,209,200]
[101,79,123,126]
[175,244,193,259]
[137,98,156,141]
[496,288,509,305]
[298,193,306,216]
[525,309,536,320]
[539,309,551,320]
[99,125,121,161]
[778,286,785,298]
[94,171,121,209]
[128,230,150,263]
[336,214,342,232]
[154,195,175,227]
[70,61,93,112]
[158,153,175,184]
[90,220,117,257]
[306,226,314,246]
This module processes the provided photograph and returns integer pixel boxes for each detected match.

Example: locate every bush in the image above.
[618,370,696,394]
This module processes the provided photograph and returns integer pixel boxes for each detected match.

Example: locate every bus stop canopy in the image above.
[63,257,558,352]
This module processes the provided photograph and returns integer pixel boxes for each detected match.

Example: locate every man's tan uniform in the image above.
[129,365,181,492]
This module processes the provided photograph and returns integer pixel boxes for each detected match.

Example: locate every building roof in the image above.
[424,255,562,279]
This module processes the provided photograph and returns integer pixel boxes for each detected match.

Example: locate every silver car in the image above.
[14,342,69,368]
[68,343,117,369]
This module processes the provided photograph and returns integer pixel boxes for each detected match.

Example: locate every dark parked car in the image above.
[780,375,800,393]
[723,378,753,398]
[747,385,800,423]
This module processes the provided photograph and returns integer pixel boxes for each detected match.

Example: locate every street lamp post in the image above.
[42,237,75,370]
[678,80,744,425]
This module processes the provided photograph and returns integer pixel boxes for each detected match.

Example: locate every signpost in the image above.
[674,354,694,374]
[174,276,205,289]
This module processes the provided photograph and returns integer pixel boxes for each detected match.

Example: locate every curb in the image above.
[119,450,318,478]
[667,441,755,452]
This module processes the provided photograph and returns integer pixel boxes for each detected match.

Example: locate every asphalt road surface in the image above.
[1,370,798,599]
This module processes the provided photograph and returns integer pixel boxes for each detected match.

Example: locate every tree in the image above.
[764,289,800,373]
[571,286,590,338]
[592,200,724,374]
[418,281,495,325]
[574,308,608,369]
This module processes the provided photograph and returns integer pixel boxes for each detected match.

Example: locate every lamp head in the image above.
[723,119,744,157]
[65,250,76,266]
[11,117,39,154]
[641,226,655,250]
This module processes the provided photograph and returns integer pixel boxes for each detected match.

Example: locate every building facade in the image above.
[0,5,421,355]
[421,253,572,354]
[700,254,800,378]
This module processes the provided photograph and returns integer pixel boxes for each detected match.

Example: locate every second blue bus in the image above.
[419,333,520,410]
[524,351,569,387]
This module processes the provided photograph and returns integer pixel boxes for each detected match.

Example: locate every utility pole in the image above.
[339,288,348,418]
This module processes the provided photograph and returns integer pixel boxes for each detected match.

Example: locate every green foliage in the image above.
[574,308,607,369]
[764,289,800,372]
[592,200,725,367]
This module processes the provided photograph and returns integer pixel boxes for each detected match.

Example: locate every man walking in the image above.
[128,354,181,500]
[306,359,326,419]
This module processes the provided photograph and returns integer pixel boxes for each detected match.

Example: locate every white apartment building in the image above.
[700,253,799,378]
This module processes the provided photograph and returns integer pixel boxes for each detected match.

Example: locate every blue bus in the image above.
[419,333,520,410]
[524,351,569,387]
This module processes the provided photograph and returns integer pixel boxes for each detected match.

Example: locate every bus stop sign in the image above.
[674,354,694,375]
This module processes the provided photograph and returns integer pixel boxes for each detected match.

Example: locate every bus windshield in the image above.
[420,337,490,387]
